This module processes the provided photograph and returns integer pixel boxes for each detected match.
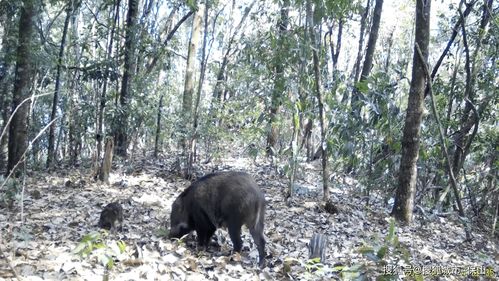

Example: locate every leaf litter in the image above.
[0,156,497,280]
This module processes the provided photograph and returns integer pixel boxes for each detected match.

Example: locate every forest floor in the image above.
[0,156,497,281]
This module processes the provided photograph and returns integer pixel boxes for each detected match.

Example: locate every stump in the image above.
[308,233,328,263]
[98,137,114,184]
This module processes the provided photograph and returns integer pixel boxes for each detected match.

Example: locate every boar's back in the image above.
[181,171,265,229]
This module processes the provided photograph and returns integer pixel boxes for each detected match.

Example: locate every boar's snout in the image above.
[168,222,190,239]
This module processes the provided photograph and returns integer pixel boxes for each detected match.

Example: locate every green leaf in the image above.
[358,245,374,254]
[377,246,388,259]
[185,0,197,11]
[307,257,321,264]
[80,232,100,243]
[117,240,127,253]
[386,219,395,242]
[355,80,369,94]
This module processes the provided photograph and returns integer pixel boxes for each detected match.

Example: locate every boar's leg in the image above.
[250,222,266,267]
[192,207,217,248]
[250,227,266,267]
[228,223,243,253]
[195,223,216,248]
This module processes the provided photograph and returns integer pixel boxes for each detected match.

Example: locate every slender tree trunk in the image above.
[451,0,492,179]
[47,2,73,168]
[146,9,193,73]
[190,3,210,165]
[347,0,384,173]
[266,0,289,156]
[154,94,164,158]
[182,4,203,177]
[97,0,120,163]
[429,0,477,85]
[359,0,383,82]
[391,0,431,223]
[352,0,384,117]
[383,31,394,73]
[329,19,343,74]
[116,0,138,157]
[351,0,371,83]
[307,0,329,200]
[7,0,36,176]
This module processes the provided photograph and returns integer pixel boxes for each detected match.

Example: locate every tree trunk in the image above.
[352,0,384,117]
[0,4,17,172]
[450,0,492,180]
[429,0,476,85]
[97,0,120,163]
[99,137,114,184]
[266,0,289,156]
[351,0,371,83]
[328,19,343,75]
[116,0,138,157]
[307,0,329,201]
[181,4,203,176]
[359,0,383,82]
[146,10,193,73]
[47,2,73,168]
[154,94,164,158]
[7,0,36,176]
[190,3,210,165]
[391,0,431,223]
[347,0,384,173]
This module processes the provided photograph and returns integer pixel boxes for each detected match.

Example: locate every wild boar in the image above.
[169,171,266,267]
[98,202,123,232]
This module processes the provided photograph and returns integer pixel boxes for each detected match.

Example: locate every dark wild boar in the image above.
[169,171,266,267]
[98,202,123,232]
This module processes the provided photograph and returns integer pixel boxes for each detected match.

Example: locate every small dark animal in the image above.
[169,171,266,267]
[98,202,123,232]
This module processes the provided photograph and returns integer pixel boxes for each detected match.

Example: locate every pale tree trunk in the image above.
[116,0,138,157]
[306,0,329,201]
[7,0,36,176]
[391,0,431,223]
[266,0,289,156]
[190,3,210,165]
[182,4,204,177]
[47,1,75,168]
[99,137,114,184]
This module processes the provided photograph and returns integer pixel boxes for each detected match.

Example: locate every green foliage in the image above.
[74,231,126,269]
[355,219,411,279]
